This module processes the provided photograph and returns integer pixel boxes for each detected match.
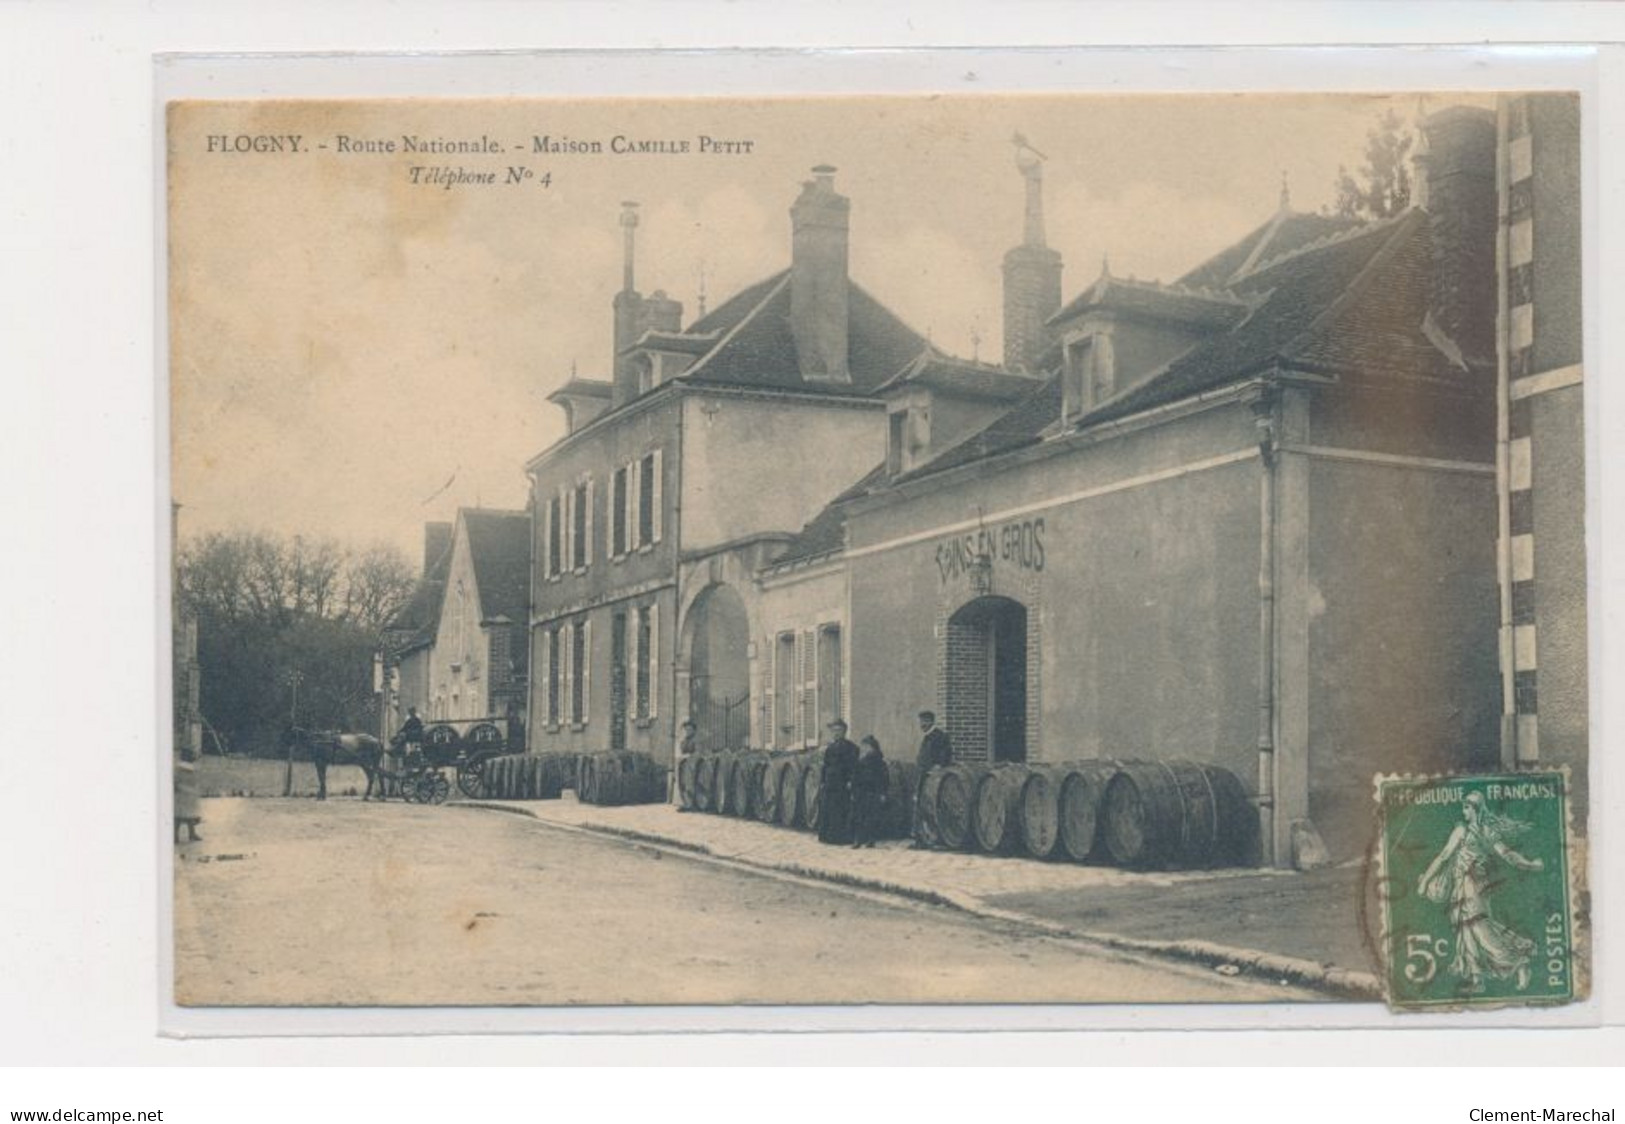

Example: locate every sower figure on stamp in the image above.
[851,735,888,849]
[817,718,860,846]
[912,710,952,847]
[1416,791,1545,994]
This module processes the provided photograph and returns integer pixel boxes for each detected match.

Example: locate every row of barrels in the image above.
[575,751,669,807]
[916,758,1257,870]
[677,749,917,839]
[464,752,574,800]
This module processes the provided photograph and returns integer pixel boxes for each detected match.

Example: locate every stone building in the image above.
[524,169,927,755]
[380,509,530,735]
[511,102,1584,867]
[761,106,1554,868]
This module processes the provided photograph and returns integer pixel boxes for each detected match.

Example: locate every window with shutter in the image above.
[774,632,795,748]
[818,624,843,729]
[572,481,589,570]
[584,478,594,567]
[561,487,573,577]
[581,618,593,721]
[547,493,562,578]
[611,466,627,557]
[799,628,817,747]
[638,452,656,547]
[650,449,663,543]
[634,606,652,719]
[648,604,660,719]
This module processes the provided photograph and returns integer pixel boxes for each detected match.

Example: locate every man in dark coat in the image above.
[913,710,953,847]
[817,719,860,845]
[851,736,889,848]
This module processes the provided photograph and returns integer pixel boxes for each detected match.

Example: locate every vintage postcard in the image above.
[166,90,1590,1009]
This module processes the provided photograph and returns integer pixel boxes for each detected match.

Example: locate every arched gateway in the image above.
[682,583,752,751]
[945,595,1028,763]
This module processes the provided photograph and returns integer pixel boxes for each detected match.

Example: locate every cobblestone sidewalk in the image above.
[466,793,1381,999]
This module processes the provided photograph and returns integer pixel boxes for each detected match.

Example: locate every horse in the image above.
[285,726,386,801]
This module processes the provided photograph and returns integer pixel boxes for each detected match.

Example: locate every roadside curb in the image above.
[456,799,1382,1001]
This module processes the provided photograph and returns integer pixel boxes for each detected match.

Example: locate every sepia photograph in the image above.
[165,90,1589,1010]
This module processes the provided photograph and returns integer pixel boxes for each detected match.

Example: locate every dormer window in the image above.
[1062,330,1115,422]
[886,394,930,476]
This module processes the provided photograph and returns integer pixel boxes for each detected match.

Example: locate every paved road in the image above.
[174,798,1310,1006]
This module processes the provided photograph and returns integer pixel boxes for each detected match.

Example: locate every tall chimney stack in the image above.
[612,201,645,406]
[1416,106,1497,365]
[1002,137,1063,372]
[790,165,851,383]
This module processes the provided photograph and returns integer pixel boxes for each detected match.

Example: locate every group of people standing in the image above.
[814,711,952,849]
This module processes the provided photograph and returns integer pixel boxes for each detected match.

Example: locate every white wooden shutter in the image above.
[538,628,551,725]
[584,478,595,567]
[561,487,573,576]
[582,618,593,722]
[538,492,550,580]
[799,628,816,747]
[763,632,775,746]
[562,624,574,724]
[629,456,644,548]
[650,449,663,544]
[648,604,659,719]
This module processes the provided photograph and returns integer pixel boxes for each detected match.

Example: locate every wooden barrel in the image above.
[733,754,765,820]
[677,754,699,809]
[916,767,946,846]
[535,753,569,799]
[756,756,785,823]
[972,764,1029,854]
[1054,761,1117,862]
[776,758,803,828]
[714,752,737,815]
[693,754,716,812]
[799,752,825,833]
[518,755,536,800]
[882,761,919,839]
[934,764,989,851]
[1017,766,1065,859]
[1101,759,1252,869]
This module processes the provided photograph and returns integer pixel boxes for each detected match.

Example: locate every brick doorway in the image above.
[945,596,1028,763]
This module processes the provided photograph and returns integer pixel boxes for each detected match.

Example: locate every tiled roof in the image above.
[1084,210,1430,424]
[877,348,1041,402]
[384,536,454,651]
[1048,275,1252,331]
[1177,209,1363,289]
[678,276,928,396]
[769,463,890,566]
[462,508,531,624]
[891,373,1064,482]
[889,207,1455,484]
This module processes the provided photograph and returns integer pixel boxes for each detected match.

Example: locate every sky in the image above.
[168,92,1462,562]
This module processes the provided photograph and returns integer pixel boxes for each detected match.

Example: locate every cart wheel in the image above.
[457,756,488,799]
[403,774,426,804]
[429,773,451,805]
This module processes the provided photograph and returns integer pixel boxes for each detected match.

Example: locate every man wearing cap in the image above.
[817,718,861,846]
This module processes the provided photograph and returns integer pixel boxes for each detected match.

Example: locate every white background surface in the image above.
[2,0,1623,1088]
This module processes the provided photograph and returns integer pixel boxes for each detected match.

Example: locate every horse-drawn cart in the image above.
[402,717,517,800]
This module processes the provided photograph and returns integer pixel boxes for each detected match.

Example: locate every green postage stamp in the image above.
[1375,770,1581,1010]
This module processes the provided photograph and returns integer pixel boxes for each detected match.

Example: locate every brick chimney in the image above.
[790,165,850,383]
[612,201,644,407]
[1415,106,1497,365]
[423,521,452,575]
[1003,139,1063,372]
